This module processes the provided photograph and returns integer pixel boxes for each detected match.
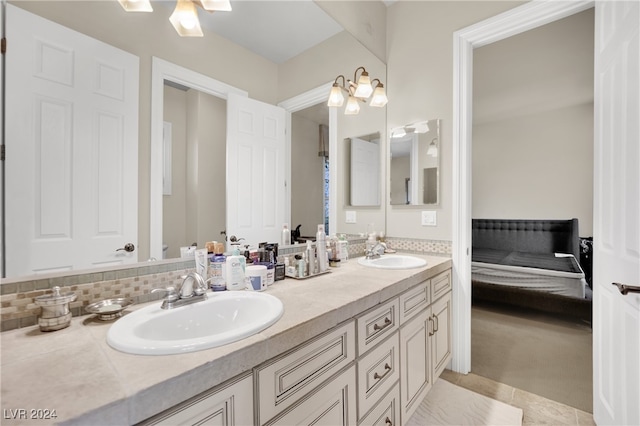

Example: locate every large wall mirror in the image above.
[2,1,387,279]
[389,119,441,206]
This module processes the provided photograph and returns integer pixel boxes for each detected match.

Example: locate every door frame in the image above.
[278,84,338,236]
[450,0,594,373]
[149,57,247,260]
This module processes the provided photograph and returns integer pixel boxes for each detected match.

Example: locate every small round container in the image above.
[85,298,134,321]
[255,262,275,286]
[246,265,267,291]
[34,286,77,332]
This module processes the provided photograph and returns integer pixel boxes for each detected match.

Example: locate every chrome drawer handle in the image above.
[385,417,393,426]
[373,317,392,331]
[613,282,640,295]
[373,363,392,380]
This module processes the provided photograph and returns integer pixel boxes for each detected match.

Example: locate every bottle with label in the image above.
[226,244,246,291]
[281,223,291,246]
[209,242,227,291]
[316,224,327,273]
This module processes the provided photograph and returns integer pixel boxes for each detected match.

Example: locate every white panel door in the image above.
[350,137,380,206]
[226,93,285,249]
[5,5,139,276]
[593,1,640,425]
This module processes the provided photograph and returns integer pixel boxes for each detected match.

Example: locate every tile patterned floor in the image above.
[440,370,596,426]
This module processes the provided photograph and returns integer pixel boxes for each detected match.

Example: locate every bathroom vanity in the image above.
[0,255,451,425]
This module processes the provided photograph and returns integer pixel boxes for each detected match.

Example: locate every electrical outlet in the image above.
[421,210,437,226]
[345,210,357,224]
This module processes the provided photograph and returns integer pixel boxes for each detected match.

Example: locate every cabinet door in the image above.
[142,373,253,426]
[268,366,357,426]
[358,382,401,426]
[256,321,355,424]
[357,333,400,418]
[431,292,452,379]
[357,298,399,356]
[399,309,432,423]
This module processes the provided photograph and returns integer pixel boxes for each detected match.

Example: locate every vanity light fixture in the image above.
[118,0,232,37]
[327,66,388,114]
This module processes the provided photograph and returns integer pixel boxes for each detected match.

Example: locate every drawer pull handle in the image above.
[373,317,392,331]
[374,363,392,380]
[433,314,439,332]
[428,316,435,336]
[385,417,393,426]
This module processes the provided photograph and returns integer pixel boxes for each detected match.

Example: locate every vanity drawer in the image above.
[431,269,452,302]
[357,332,400,419]
[357,298,399,356]
[399,281,430,325]
[358,381,400,426]
[255,320,355,425]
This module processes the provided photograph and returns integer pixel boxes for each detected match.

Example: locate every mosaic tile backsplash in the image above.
[0,238,451,332]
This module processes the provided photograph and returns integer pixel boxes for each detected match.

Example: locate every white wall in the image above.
[385,1,525,241]
[472,9,594,236]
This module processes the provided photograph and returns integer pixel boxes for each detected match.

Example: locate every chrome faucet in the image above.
[365,242,387,259]
[152,272,208,310]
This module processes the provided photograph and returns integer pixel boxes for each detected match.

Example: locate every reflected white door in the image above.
[226,93,285,248]
[592,1,640,424]
[351,137,380,206]
[5,5,139,276]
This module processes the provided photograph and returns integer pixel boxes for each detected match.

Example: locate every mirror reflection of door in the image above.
[290,103,329,240]
[162,83,226,259]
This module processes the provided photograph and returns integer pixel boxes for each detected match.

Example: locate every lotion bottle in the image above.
[210,242,227,291]
[281,223,291,245]
[226,244,246,291]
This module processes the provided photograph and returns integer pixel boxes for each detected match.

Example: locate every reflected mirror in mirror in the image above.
[348,132,381,207]
[389,119,441,206]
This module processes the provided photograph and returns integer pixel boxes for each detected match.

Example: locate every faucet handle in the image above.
[152,286,179,302]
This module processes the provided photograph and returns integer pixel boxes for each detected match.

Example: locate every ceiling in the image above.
[194,1,344,64]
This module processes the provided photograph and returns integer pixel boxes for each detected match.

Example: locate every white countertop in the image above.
[0,254,451,425]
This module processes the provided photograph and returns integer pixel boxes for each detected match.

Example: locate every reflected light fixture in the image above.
[119,0,232,37]
[328,66,387,114]
[427,138,438,157]
[118,0,153,12]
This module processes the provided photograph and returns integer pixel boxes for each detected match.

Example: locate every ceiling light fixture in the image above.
[327,66,387,114]
[118,0,232,37]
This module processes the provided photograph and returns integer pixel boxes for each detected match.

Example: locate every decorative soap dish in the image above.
[85,298,134,321]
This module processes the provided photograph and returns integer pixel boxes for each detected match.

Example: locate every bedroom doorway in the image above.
[468,7,594,413]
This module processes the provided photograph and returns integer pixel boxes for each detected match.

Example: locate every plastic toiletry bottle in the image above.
[210,242,227,291]
[316,224,327,273]
[305,240,315,276]
[226,244,246,291]
[282,223,291,246]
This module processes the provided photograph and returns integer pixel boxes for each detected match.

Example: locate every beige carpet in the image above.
[406,379,523,425]
[471,303,592,413]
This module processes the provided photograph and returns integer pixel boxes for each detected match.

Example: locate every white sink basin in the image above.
[107,291,283,355]
[358,255,427,270]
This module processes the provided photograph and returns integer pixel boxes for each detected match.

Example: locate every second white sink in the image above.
[358,255,427,270]
[107,291,283,355]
